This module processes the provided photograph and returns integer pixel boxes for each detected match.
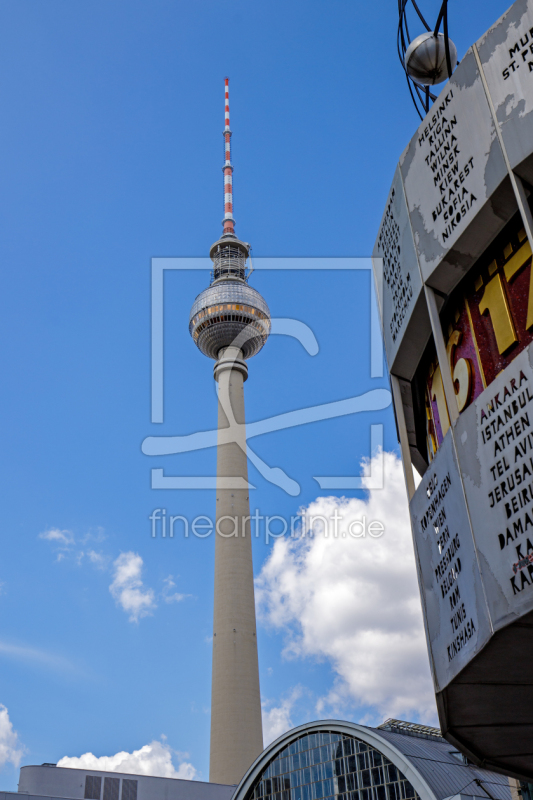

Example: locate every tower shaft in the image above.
[210,347,263,784]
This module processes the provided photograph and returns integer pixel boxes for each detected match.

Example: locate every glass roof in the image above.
[248,730,420,800]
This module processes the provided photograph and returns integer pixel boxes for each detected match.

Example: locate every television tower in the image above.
[189,78,269,785]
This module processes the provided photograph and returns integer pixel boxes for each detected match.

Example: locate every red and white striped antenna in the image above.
[222,77,235,238]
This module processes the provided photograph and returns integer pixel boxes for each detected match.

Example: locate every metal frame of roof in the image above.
[378,720,445,742]
[232,721,512,800]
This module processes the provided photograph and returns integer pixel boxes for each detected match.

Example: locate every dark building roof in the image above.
[233,720,512,800]
[374,726,512,800]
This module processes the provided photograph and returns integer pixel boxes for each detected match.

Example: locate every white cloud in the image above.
[256,450,437,726]
[40,529,183,622]
[39,528,74,548]
[109,553,156,623]
[82,527,107,544]
[57,740,196,780]
[39,528,104,568]
[0,640,78,672]
[162,576,185,604]
[39,528,109,567]
[0,705,24,770]
[87,551,110,570]
[262,687,303,746]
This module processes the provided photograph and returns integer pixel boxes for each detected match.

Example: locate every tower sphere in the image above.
[404,32,457,85]
[189,237,270,360]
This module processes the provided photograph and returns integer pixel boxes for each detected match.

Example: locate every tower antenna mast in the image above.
[223,77,236,238]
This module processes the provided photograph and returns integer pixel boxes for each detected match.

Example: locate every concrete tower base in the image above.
[209,346,263,785]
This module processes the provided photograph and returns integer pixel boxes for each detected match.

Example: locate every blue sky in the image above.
[0,0,511,789]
